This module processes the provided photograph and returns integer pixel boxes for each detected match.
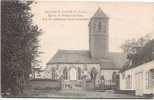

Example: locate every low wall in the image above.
[30,79,61,90]
[83,80,94,90]
[114,90,136,95]
[62,80,83,90]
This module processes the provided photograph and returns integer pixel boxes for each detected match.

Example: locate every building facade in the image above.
[120,39,154,96]
[45,8,126,90]
[120,60,154,96]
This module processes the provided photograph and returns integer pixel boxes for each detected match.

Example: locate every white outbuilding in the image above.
[120,60,154,96]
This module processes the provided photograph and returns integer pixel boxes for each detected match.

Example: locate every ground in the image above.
[22,88,145,98]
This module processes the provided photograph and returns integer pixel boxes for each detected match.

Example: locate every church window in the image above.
[93,23,96,32]
[78,67,81,80]
[103,25,106,33]
[51,67,56,80]
[98,22,102,32]
[63,67,68,80]
[70,67,77,80]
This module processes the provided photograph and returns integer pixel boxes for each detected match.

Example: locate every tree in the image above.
[90,67,98,88]
[1,0,41,96]
[121,34,154,69]
[100,75,105,88]
[63,67,68,80]
[121,34,151,54]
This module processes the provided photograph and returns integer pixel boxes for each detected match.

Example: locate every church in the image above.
[45,8,127,90]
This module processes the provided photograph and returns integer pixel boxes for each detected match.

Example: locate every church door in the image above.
[69,68,77,80]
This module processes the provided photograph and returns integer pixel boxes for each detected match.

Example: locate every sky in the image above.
[31,1,154,67]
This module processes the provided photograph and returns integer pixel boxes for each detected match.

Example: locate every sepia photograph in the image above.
[1,0,154,98]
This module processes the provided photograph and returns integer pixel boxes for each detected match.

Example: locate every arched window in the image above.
[51,67,56,80]
[63,67,68,80]
[93,22,96,32]
[98,22,102,32]
[78,67,81,80]
[69,67,77,80]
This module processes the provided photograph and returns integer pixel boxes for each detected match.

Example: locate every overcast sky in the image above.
[31,1,154,67]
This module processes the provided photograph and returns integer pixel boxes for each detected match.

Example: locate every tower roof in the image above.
[92,8,108,18]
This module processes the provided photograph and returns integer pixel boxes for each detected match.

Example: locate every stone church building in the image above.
[45,8,127,89]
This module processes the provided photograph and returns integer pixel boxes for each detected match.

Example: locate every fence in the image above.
[30,79,61,90]
[96,80,117,90]
[83,80,94,90]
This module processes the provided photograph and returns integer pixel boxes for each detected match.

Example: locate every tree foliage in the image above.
[90,67,98,80]
[90,67,98,88]
[1,0,41,96]
[121,34,154,70]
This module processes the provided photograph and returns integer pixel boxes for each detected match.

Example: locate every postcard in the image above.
[1,0,154,98]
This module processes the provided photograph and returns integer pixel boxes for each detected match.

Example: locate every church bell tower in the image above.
[89,8,109,59]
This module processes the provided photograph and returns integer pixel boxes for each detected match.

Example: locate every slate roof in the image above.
[47,50,127,70]
[47,50,99,64]
[108,52,127,69]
